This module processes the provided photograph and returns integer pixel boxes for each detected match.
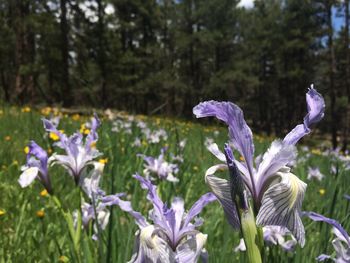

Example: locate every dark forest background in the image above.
[0,0,350,150]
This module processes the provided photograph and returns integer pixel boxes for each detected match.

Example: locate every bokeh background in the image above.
[1,0,349,150]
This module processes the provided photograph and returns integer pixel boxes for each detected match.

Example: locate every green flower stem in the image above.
[51,194,82,263]
[240,206,262,263]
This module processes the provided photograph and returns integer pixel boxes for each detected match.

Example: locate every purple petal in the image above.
[305,86,325,126]
[183,192,216,227]
[42,118,57,131]
[133,174,170,231]
[25,141,52,193]
[102,194,148,228]
[303,211,350,245]
[42,118,67,149]
[28,141,48,163]
[193,101,254,177]
[86,114,101,149]
[283,87,325,145]
[316,254,332,261]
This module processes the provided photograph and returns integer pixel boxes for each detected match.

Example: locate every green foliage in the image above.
[0,107,349,262]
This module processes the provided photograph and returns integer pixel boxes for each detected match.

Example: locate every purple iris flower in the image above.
[42,114,102,185]
[304,211,350,262]
[139,148,179,183]
[78,161,111,240]
[80,201,110,241]
[307,167,324,181]
[19,141,53,194]
[193,87,325,246]
[102,174,216,263]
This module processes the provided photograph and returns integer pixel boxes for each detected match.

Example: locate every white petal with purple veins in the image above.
[256,171,307,246]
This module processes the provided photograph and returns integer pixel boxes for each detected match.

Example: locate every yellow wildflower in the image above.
[83,129,90,135]
[0,209,6,216]
[72,114,80,121]
[49,132,59,141]
[21,106,31,113]
[4,136,11,141]
[24,146,30,154]
[58,256,69,262]
[319,189,326,196]
[79,124,86,134]
[98,158,108,164]
[40,107,52,116]
[311,149,322,155]
[90,141,97,148]
[40,189,48,197]
[36,210,45,218]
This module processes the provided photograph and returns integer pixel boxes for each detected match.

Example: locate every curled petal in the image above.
[175,233,208,263]
[305,86,325,126]
[256,172,307,246]
[283,87,325,145]
[18,167,39,187]
[207,143,226,162]
[205,167,240,229]
[193,101,254,176]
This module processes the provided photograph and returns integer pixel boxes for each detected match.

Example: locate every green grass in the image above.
[0,106,349,263]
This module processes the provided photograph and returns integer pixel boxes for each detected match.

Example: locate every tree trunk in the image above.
[97,0,107,107]
[60,0,72,106]
[343,0,350,151]
[327,1,337,149]
[14,0,35,104]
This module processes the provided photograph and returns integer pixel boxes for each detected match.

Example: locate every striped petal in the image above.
[256,171,307,246]
[175,233,208,263]
[128,225,175,263]
[205,165,240,229]
[255,140,296,196]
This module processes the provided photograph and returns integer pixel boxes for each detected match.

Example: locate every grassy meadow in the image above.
[0,106,349,263]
